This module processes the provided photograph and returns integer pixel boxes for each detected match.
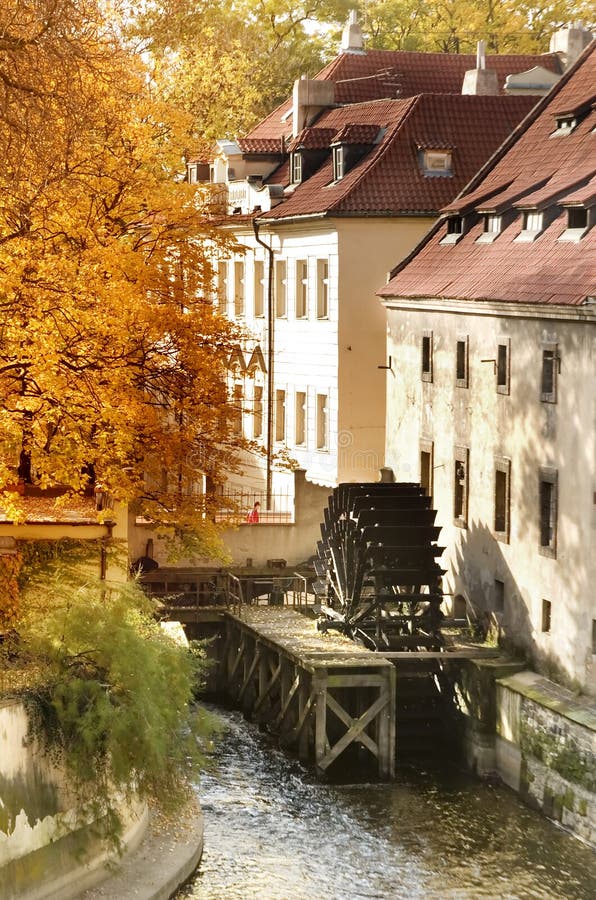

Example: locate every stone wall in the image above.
[0,699,147,899]
[496,671,595,846]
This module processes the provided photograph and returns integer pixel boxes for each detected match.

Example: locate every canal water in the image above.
[178,707,595,900]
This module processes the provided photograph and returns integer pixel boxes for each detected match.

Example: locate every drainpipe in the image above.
[100,521,115,581]
[252,220,274,508]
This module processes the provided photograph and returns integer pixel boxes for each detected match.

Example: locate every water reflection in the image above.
[178,708,595,900]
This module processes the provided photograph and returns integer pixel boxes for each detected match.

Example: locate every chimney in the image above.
[550,24,593,70]
[462,40,499,95]
[341,10,365,54]
[292,76,334,137]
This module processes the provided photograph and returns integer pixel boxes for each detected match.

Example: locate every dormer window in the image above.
[290,152,302,184]
[476,213,502,243]
[559,205,590,242]
[553,114,577,135]
[515,210,543,242]
[440,215,464,244]
[422,150,452,177]
[332,145,345,181]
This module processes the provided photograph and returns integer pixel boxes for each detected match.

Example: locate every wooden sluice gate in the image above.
[218,606,396,779]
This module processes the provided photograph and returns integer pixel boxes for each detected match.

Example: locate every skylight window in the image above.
[422,150,452,176]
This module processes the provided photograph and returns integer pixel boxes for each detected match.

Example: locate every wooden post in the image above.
[377,664,396,780]
[314,669,328,774]
[297,672,311,762]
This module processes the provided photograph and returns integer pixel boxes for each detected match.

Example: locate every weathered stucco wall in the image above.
[384,302,596,692]
[0,700,147,900]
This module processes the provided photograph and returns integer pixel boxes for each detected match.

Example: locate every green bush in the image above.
[14,544,209,847]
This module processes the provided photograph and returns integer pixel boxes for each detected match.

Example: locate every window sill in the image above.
[496,384,510,395]
[475,232,500,244]
[454,517,467,529]
[494,530,510,544]
[440,232,463,245]
[514,230,542,243]
[538,545,557,559]
[421,372,433,383]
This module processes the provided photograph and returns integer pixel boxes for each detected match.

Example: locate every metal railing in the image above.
[214,488,294,525]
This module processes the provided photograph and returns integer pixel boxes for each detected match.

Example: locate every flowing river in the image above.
[177,707,595,900]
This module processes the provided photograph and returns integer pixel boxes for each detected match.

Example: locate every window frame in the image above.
[332,145,345,181]
[295,259,308,319]
[294,389,307,446]
[290,151,302,185]
[274,388,286,443]
[252,384,263,439]
[420,439,434,500]
[540,343,559,403]
[455,334,469,389]
[254,259,265,318]
[421,330,433,383]
[315,392,329,451]
[496,337,510,395]
[538,467,558,558]
[275,259,287,318]
[316,259,329,319]
[233,259,245,318]
[453,446,469,528]
[493,457,511,543]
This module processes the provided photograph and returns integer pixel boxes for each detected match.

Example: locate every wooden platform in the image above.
[219,607,396,779]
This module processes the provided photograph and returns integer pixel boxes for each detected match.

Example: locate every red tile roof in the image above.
[379,42,596,307]
[287,127,338,151]
[245,48,562,146]
[259,95,536,219]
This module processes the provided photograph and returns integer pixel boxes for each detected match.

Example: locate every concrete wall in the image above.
[129,469,330,568]
[0,700,147,900]
[384,300,596,692]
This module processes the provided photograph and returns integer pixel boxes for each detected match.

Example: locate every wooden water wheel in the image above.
[316,483,446,651]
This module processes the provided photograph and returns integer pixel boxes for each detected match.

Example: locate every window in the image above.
[332,145,345,181]
[455,335,469,388]
[539,468,557,557]
[295,260,308,318]
[516,210,543,241]
[541,599,552,633]
[477,213,502,243]
[421,331,433,382]
[560,206,589,242]
[232,383,243,436]
[496,339,510,394]
[275,389,286,442]
[494,579,505,614]
[441,215,464,244]
[275,260,287,318]
[290,152,302,184]
[540,344,558,403]
[453,447,469,527]
[295,391,306,445]
[494,458,511,541]
[316,259,329,319]
[422,149,452,176]
[253,385,263,439]
[254,260,265,317]
[234,260,245,317]
[316,393,328,449]
[217,260,228,307]
[420,440,434,499]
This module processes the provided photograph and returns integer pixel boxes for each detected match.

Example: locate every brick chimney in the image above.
[292,76,334,137]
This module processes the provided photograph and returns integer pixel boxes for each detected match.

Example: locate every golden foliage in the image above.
[0,552,22,632]
[0,1,247,546]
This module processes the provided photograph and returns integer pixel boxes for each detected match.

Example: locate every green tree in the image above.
[358,0,595,54]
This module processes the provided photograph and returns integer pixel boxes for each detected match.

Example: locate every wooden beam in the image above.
[325,692,378,758]
[274,673,300,729]
[326,674,386,688]
[254,660,282,714]
[318,692,389,771]
[238,645,261,702]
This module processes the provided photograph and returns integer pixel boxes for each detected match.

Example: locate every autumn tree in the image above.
[0,0,245,552]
